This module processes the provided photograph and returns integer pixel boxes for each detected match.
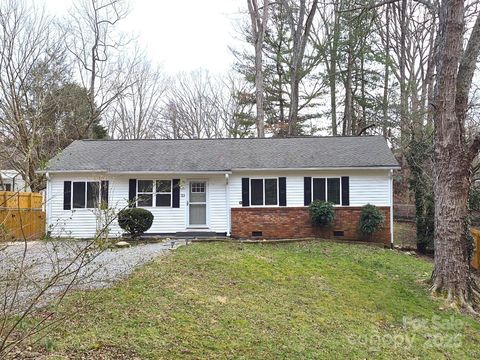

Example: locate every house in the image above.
[42,136,399,245]
[0,170,30,192]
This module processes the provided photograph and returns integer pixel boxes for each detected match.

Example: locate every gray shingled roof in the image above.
[44,136,399,172]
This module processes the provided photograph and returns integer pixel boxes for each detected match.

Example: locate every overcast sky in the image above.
[44,0,245,74]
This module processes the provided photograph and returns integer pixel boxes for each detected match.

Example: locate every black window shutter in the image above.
[128,179,137,208]
[172,179,180,208]
[279,177,287,206]
[341,176,350,206]
[101,180,109,206]
[63,181,71,210]
[303,177,312,206]
[241,177,250,206]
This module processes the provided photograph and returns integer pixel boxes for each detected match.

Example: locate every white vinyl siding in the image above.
[47,173,229,238]
[229,170,391,208]
[47,174,127,238]
[349,172,390,206]
[204,175,228,232]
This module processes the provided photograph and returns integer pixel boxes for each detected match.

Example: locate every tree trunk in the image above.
[255,41,266,138]
[330,62,337,136]
[431,0,477,310]
[343,49,353,136]
[432,149,472,305]
[247,0,269,138]
[330,7,340,136]
[398,0,408,146]
[382,3,390,138]
[275,31,286,125]
[286,0,318,136]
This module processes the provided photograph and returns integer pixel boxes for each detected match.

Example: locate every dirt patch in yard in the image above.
[394,220,417,250]
[7,345,140,360]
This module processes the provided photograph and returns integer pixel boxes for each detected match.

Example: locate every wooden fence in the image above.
[0,191,45,241]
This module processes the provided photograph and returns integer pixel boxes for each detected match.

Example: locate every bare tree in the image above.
[317,0,341,135]
[161,70,256,139]
[282,0,319,135]
[109,58,167,139]
[217,72,256,138]
[64,0,138,137]
[247,0,270,137]
[376,1,437,139]
[162,70,225,139]
[0,0,65,191]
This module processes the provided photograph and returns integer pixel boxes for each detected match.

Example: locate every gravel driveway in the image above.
[0,239,186,312]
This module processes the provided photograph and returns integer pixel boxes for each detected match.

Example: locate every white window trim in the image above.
[136,179,173,208]
[311,177,342,206]
[72,180,100,209]
[250,177,279,207]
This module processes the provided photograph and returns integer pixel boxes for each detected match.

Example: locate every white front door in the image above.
[188,180,207,227]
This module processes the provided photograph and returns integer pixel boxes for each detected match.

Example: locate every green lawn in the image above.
[37,241,480,359]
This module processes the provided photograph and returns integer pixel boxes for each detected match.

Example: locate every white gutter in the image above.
[390,169,394,248]
[39,170,232,175]
[110,171,232,175]
[45,172,51,231]
[231,166,401,171]
[36,169,107,174]
[225,173,231,236]
[39,167,400,174]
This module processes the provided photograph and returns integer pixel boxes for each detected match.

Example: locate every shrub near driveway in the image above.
[36,242,480,359]
[118,208,154,238]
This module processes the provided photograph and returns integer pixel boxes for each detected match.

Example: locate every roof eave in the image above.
[38,165,401,174]
[36,169,108,174]
[231,166,401,171]
[40,169,233,175]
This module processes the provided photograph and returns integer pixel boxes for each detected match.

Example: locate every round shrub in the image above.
[118,208,154,237]
[309,200,335,227]
[359,204,385,235]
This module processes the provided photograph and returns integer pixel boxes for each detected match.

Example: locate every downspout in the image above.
[225,173,231,236]
[390,169,394,249]
[45,172,51,233]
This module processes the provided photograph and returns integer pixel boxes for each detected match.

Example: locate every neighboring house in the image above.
[0,170,30,192]
[42,136,399,245]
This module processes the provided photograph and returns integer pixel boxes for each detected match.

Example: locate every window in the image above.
[265,179,278,205]
[327,178,340,204]
[72,181,99,209]
[137,180,172,207]
[156,180,172,207]
[251,179,263,205]
[311,177,341,205]
[250,178,278,206]
[191,182,205,193]
[313,178,325,201]
[87,182,100,208]
[137,180,153,207]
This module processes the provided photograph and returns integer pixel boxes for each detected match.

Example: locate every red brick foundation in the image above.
[231,206,391,246]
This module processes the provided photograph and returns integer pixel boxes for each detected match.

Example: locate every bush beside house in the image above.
[118,208,154,238]
[359,204,385,236]
[309,201,335,227]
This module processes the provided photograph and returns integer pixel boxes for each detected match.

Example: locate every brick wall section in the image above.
[231,206,391,245]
